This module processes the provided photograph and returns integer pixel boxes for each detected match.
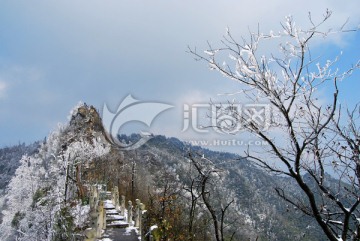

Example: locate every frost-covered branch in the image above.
[190,11,360,241]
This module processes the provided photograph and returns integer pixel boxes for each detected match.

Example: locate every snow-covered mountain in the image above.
[121,135,326,240]
[0,103,110,241]
[0,103,326,240]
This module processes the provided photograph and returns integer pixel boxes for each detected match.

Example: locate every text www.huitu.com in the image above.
[186,139,269,147]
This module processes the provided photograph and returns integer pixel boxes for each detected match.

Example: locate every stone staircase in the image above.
[98,192,138,241]
[104,198,128,229]
[85,186,148,241]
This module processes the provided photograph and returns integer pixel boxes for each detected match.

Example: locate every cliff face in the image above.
[70,104,103,133]
[66,103,106,144]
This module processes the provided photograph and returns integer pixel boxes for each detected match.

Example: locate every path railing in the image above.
[84,184,149,241]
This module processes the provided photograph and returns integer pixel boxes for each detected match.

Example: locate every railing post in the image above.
[89,185,98,211]
[120,195,126,216]
[84,228,96,241]
[135,199,146,238]
[139,202,145,239]
[111,187,116,205]
[127,200,133,225]
[85,185,101,240]
[114,187,120,211]
[102,200,107,230]
[135,199,141,227]
[84,205,98,241]
[96,200,105,237]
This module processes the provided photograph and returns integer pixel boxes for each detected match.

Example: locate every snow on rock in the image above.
[71,203,90,227]
[68,101,86,120]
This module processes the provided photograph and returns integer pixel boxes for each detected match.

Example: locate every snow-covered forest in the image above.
[0,103,332,240]
[0,104,110,240]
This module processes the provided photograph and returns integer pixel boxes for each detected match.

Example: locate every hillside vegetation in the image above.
[0,104,327,240]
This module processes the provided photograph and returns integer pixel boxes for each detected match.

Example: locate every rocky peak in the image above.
[67,103,106,142]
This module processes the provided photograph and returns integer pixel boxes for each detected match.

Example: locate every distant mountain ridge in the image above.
[120,134,326,240]
[0,104,328,240]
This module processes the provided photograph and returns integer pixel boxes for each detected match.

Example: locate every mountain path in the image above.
[97,198,138,241]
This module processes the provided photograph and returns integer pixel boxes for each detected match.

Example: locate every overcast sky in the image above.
[0,0,359,150]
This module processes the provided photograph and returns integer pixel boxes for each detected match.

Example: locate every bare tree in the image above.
[183,176,201,240]
[189,10,360,241]
[187,153,236,241]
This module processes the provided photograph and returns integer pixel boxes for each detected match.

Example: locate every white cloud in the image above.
[0,0,359,146]
[0,81,7,99]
